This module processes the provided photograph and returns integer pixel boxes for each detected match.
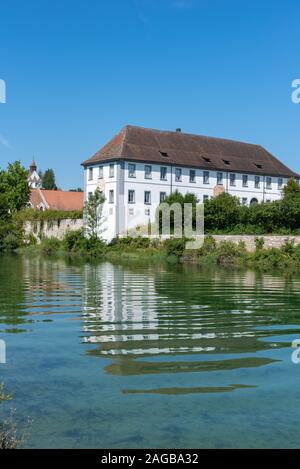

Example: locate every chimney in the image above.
[176,128,181,133]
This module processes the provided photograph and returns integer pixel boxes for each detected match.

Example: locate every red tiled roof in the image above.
[30,189,83,211]
[82,125,299,178]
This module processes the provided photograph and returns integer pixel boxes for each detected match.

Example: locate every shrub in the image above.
[0,222,23,252]
[63,229,86,252]
[216,241,246,266]
[204,193,241,231]
[255,237,265,251]
[281,239,296,255]
[109,236,151,250]
[199,235,217,255]
[40,237,62,256]
[163,237,188,257]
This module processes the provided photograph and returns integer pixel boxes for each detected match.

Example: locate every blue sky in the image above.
[0,0,299,189]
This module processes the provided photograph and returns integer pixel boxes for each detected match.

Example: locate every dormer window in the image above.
[223,159,230,165]
[255,163,263,169]
[202,156,211,163]
[159,151,168,157]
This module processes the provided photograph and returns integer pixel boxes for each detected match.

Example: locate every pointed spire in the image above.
[29,158,37,174]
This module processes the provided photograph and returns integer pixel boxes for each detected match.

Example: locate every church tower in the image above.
[28,159,42,188]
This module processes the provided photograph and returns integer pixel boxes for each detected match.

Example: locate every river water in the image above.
[0,255,300,448]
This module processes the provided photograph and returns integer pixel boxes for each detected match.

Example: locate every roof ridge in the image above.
[123,124,262,148]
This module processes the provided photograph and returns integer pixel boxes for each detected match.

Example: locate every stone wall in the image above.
[24,218,83,242]
[212,235,300,252]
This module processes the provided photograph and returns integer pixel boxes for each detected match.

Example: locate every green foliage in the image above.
[0,193,10,221]
[63,229,86,252]
[283,178,300,197]
[215,240,247,266]
[199,235,217,255]
[84,189,106,239]
[0,161,30,212]
[62,229,106,257]
[42,169,57,190]
[40,237,62,256]
[0,221,23,252]
[159,191,198,233]
[255,237,265,251]
[109,236,151,250]
[204,193,241,231]
[15,208,83,222]
[163,237,188,257]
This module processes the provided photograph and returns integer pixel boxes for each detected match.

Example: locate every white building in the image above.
[82,125,299,241]
[28,159,42,189]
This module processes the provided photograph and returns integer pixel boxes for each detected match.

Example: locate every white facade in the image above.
[84,159,289,241]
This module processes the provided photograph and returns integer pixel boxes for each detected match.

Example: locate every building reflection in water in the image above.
[81,262,300,385]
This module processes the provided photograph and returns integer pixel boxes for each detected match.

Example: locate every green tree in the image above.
[283,178,300,198]
[204,192,241,231]
[0,161,30,212]
[84,189,106,239]
[0,193,9,221]
[159,191,198,233]
[42,169,57,190]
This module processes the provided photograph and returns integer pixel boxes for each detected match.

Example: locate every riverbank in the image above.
[16,230,300,273]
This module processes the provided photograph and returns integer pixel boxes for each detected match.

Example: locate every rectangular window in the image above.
[242,174,248,187]
[229,173,236,186]
[109,190,114,204]
[242,197,248,205]
[88,191,92,200]
[175,168,182,182]
[266,199,271,203]
[266,177,272,189]
[217,172,223,185]
[255,176,260,188]
[145,165,152,179]
[144,191,151,204]
[203,171,209,184]
[128,190,135,204]
[98,166,103,179]
[189,169,196,183]
[160,166,167,180]
[88,168,93,181]
[160,192,166,203]
[203,195,209,202]
[278,178,283,189]
[109,163,114,178]
[128,163,136,178]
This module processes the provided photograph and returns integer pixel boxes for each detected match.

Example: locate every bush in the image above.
[40,237,62,256]
[199,235,216,256]
[216,241,247,266]
[163,237,188,257]
[0,221,23,252]
[204,193,241,231]
[255,237,265,251]
[109,236,151,250]
[63,229,86,252]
